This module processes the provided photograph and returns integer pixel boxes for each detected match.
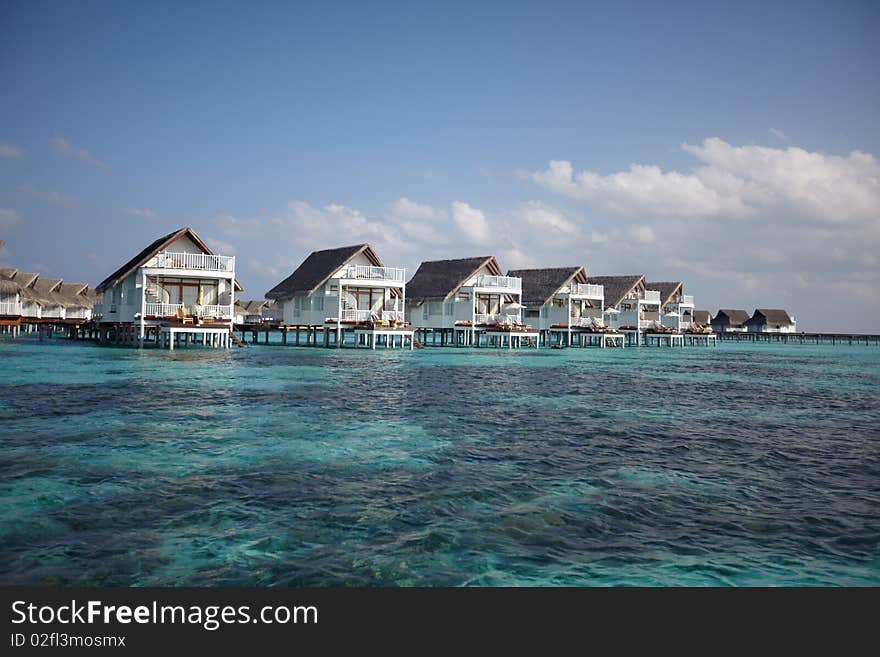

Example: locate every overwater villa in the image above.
[744,309,797,333]
[233,299,270,325]
[711,309,750,333]
[584,274,662,344]
[646,281,695,330]
[0,276,20,337]
[94,227,240,348]
[692,310,712,328]
[405,256,534,347]
[506,267,621,347]
[265,243,414,349]
[0,264,100,337]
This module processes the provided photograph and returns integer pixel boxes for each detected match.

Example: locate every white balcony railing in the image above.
[569,283,604,298]
[676,294,694,306]
[475,313,521,325]
[340,265,406,283]
[143,302,232,319]
[341,309,404,322]
[154,251,235,273]
[65,308,90,319]
[260,307,283,321]
[145,302,184,317]
[0,301,22,316]
[639,319,655,329]
[639,290,661,304]
[570,316,601,328]
[474,275,522,291]
[194,304,232,319]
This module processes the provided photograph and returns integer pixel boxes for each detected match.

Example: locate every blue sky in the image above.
[1,0,878,330]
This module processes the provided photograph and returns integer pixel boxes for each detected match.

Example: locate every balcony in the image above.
[475,313,521,325]
[153,251,235,273]
[473,275,522,292]
[341,309,404,322]
[339,265,406,284]
[144,302,232,319]
[675,294,694,307]
[0,301,21,316]
[639,290,661,304]
[568,283,604,298]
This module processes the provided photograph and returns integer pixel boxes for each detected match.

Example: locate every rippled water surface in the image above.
[1,339,878,586]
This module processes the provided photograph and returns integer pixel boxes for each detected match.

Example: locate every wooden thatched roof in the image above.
[235,299,269,314]
[0,278,19,294]
[583,274,644,307]
[692,310,711,325]
[645,281,682,306]
[265,244,383,300]
[12,272,40,288]
[745,309,795,327]
[713,309,750,326]
[96,227,243,293]
[0,267,18,279]
[507,267,586,306]
[406,256,501,303]
[56,282,93,308]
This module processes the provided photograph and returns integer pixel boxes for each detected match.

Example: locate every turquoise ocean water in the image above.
[0,338,878,586]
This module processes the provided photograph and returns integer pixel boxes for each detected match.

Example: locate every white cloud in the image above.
[0,208,21,230]
[627,225,656,244]
[451,201,491,244]
[518,200,577,235]
[769,128,787,141]
[51,136,107,168]
[0,143,23,158]
[386,197,448,243]
[205,237,237,256]
[125,207,156,218]
[20,186,75,205]
[529,138,880,223]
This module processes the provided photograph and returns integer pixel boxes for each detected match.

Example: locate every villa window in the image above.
[422,305,429,320]
[458,291,470,301]
[443,302,453,315]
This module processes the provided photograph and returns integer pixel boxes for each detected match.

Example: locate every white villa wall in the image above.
[99,233,235,324]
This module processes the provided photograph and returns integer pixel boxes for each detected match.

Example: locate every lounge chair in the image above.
[176,308,193,325]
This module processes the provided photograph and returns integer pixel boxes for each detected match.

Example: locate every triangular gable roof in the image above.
[0,267,18,279]
[235,299,269,314]
[12,271,40,288]
[26,277,65,306]
[406,256,502,303]
[265,244,382,299]
[713,309,750,326]
[645,281,683,306]
[96,227,242,293]
[0,278,19,294]
[507,267,586,306]
[56,282,93,308]
[584,274,645,308]
[746,309,795,326]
